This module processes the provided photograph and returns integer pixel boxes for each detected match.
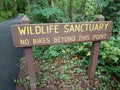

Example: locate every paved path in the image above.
[0,15,23,90]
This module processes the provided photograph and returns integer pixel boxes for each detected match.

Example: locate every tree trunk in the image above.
[51,0,54,7]
[69,0,73,22]
[49,0,54,8]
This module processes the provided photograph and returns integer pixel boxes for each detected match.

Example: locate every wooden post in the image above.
[88,15,105,88]
[21,16,36,90]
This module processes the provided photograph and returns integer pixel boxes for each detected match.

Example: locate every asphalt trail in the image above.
[0,15,23,90]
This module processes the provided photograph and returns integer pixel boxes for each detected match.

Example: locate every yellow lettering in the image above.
[35,26,41,34]
[64,25,69,33]
[20,39,29,45]
[29,26,34,35]
[94,24,99,30]
[85,24,89,31]
[104,23,109,30]
[54,37,61,43]
[75,24,83,32]
[49,25,54,33]
[18,26,26,35]
[81,24,85,32]
[89,24,95,31]
[54,25,59,33]
[26,26,29,34]
[35,26,46,34]
[33,38,50,44]
[54,36,76,43]
[92,34,107,40]
[79,35,90,41]
[70,25,75,32]
[99,23,104,30]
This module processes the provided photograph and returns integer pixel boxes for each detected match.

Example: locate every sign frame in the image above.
[11,15,113,90]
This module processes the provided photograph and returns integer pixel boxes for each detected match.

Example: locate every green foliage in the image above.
[16,0,27,13]
[0,0,28,21]
[54,0,69,12]
[28,7,66,23]
[0,11,12,21]
[96,0,114,7]
[96,0,120,35]
[72,0,97,21]
[14,76,30,86]
[33,42,91,61]
[33,46,49,59]
[99,40,120,64]
[96,38,120,89]
[32,0,50,8]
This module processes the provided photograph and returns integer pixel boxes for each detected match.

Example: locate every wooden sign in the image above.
[11,15,113,90]
[11,21,112,47]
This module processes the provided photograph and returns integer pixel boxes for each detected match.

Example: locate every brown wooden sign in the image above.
[10,15,113,90]
[11,21,112,47]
